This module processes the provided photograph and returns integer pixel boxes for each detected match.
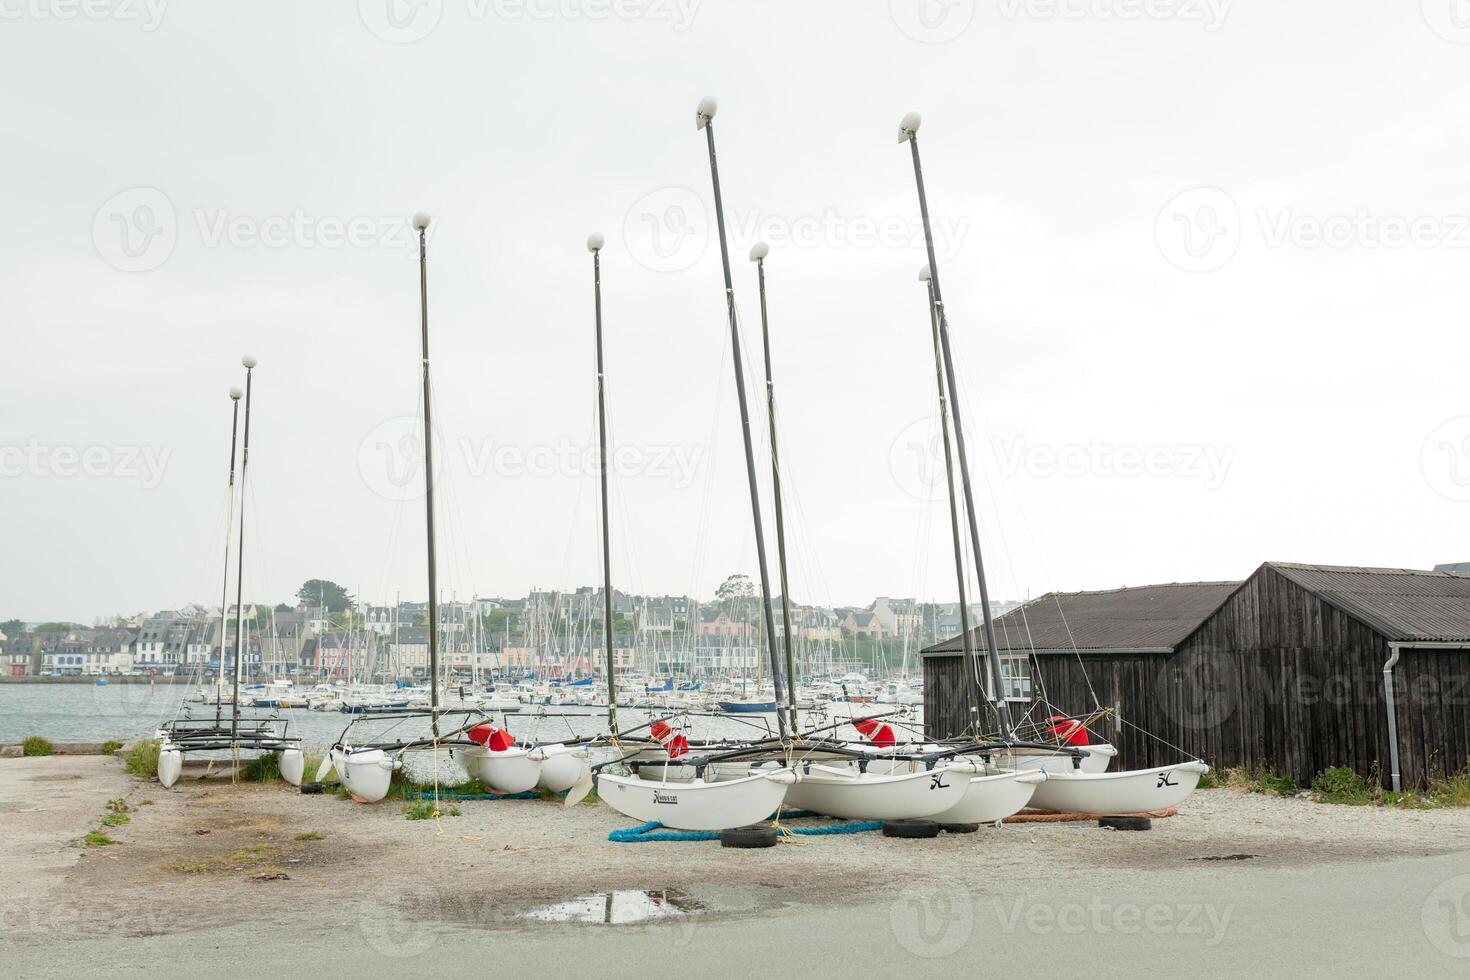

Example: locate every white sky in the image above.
[2,1,1467,623]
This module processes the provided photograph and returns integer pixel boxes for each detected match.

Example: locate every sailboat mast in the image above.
[920,265,983,733]
[231,355,256,742]
[588,232,618,734]
[413,212,440,734]
[750,242,798,732]
[900,113,1013,736]
[696,97,789,741]
[216,386,242,729]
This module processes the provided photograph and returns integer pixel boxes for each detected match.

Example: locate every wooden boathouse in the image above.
[922,563,1470,790]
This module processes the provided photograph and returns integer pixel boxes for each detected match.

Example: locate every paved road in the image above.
[8,848,1470,978]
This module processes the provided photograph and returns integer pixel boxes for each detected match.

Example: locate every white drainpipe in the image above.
[1383,641,1470,793]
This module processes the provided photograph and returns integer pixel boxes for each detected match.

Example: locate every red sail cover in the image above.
[853,717,897,747]
[1046,715,1090,746]
[649,719,689,759]
[468,724,514,752]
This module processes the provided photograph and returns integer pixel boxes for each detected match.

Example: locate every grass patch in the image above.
[100,811,131,827]
[238,752,282,782]
[302,751,326,780]
[100,740,123,756]
[107,798,129,813]
[1428,770,1470,807]
[1212,766,1300,796]
[293,832,324,841]
[1196,768,1223,789]
[23,736,54,757]
[1311,766,1374,805]
[124,739,160,778]
[82,830,113,847]
[403,800,461,821]
[1253,769,1300,796]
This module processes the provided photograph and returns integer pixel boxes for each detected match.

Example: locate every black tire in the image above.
[1099,815,1152,831]
[882,819,941,839]
[299,781,324,795]
[939,822,980,834]
[720,825,779,848]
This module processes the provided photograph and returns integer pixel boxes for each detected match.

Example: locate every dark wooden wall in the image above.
[923,566,1470,789]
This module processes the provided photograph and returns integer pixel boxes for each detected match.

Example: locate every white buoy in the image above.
[241,354,257,369]
[898,111,922,143]
[696,96,718,130]
[586,232,605,252]
[229,386,243,400]
[412,211,432,230]
[749,241,769,262]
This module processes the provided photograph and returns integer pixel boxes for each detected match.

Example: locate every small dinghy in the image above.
[1027,760,1209,815]
[781,759,978,821]
[598,768,798,831]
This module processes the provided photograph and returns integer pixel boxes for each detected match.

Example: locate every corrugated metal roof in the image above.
[922,581,1241,657]
[1267,562,1470,642]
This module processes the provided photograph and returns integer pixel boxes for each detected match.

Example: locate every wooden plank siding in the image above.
[923,565,1470,789]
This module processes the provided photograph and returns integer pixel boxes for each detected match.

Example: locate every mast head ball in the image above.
[412,212,432,231]
[898,111,922,143]
[749,241,769,262]
[918,264,932,282]
[586,232,605,253]
[229,386,243,400]
[696,96,718,129]
[241,355,258,369]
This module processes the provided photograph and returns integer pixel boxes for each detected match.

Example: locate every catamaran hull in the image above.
[278,747,304,787]
[461,745,542,794]
[332,747,396,804]
[931,769,1046,824]
[598,770,797,831]
[535,745,586,793]
[1007,743,1117,775]
[781,763,973,821]
[1027,761,1209,815]
[157,744,182,788]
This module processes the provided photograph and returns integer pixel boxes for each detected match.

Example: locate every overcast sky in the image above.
[2,1,1467,623]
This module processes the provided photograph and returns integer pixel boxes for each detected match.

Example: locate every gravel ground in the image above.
[6,755,1470,976]
[8,756,1470,938]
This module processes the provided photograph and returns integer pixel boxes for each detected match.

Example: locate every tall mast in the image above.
[230,355,257,742]
[750,241,798,732]
[216,386,242,729]
[588,232,618,734]
[696,97,788,740]
[900,113,1012,736]
[413,211,440,735]
[921,265,983,733]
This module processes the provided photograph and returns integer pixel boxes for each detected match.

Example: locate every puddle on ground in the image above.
[520,889,706,925]
[517,885,780,925]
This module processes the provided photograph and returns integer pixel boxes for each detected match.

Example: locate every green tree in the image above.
[0,619,24,637]
[295,579,355,614]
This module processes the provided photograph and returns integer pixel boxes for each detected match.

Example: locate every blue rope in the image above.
[607,815,882,843]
